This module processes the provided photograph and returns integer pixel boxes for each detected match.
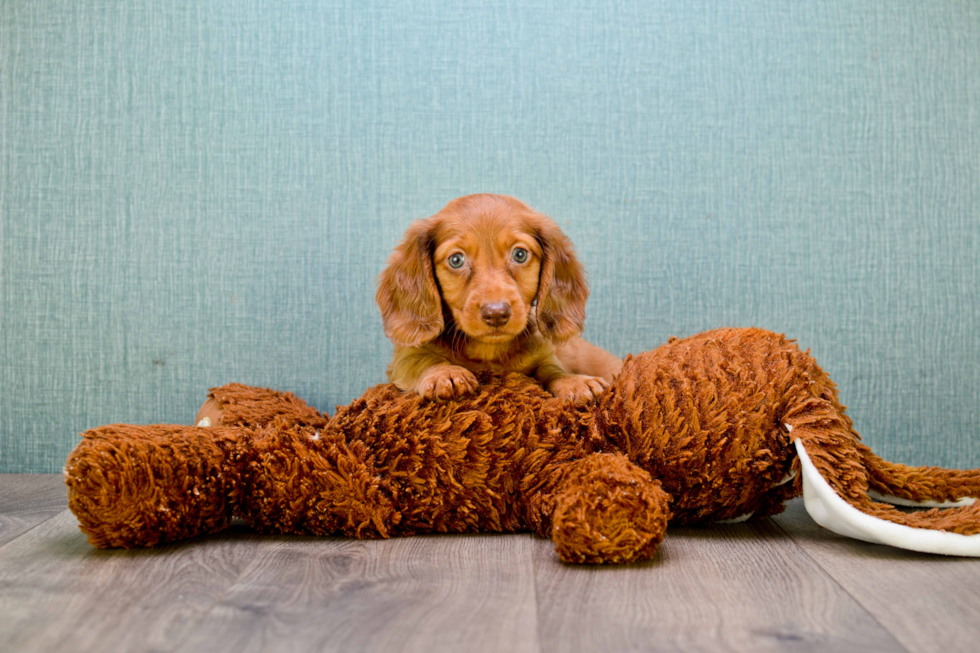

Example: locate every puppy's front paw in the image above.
[417,365,479,401]
[548,374,609,404]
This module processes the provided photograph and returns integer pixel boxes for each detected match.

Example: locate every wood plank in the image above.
[0,474,67,547]
[772,498,980,653]
[533,517,906,653]
[175,532,540,653]
[0,509,263,653]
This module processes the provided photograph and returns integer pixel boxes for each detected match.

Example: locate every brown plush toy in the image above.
[65,328,980,564]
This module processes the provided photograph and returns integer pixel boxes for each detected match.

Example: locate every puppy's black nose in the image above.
[480,302,512,327]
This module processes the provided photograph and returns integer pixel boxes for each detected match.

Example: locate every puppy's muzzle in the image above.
[480,302,512,327]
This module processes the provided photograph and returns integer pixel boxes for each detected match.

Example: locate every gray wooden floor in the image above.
[2,475,979,652]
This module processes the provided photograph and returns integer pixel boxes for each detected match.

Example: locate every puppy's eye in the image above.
[447,253,466,269]
[512,247,529,264]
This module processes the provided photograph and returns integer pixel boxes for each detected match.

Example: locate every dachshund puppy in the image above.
[376,194,621,404]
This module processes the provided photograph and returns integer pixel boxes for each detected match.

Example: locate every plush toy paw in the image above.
[548,374,608,404]
[550,453,671,564]
[417,364,480,400]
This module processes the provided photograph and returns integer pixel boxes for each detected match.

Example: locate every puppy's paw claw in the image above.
[548,374,609,405]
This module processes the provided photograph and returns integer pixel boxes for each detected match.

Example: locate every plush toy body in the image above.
[65,328,980,564]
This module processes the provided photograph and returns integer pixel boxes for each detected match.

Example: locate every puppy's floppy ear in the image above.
[376,218,444,347]
[532,215,589,343]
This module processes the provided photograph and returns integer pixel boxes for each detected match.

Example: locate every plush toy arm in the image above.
[66,421,400,548]
[195,383,330,431]
[526,453,672,564]
[68,384,338,548]
[65,425,243,548]
[233,423,398,539]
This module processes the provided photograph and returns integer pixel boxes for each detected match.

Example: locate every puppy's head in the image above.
[376,194,589,348]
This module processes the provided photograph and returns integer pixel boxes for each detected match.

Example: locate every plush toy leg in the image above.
[65,425,243,548]
[796,440,980,555]
[544,453,672,564]
[858,444,980,507]
[787,416,980,556]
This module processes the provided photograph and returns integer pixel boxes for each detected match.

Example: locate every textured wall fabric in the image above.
[1,0,978,473]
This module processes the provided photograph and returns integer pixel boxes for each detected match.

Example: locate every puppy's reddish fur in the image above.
[376,194,621,403]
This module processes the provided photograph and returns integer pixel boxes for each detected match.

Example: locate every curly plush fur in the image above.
[65,328,980,564]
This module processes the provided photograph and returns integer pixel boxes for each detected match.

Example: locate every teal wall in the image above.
[2,0,978,473]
